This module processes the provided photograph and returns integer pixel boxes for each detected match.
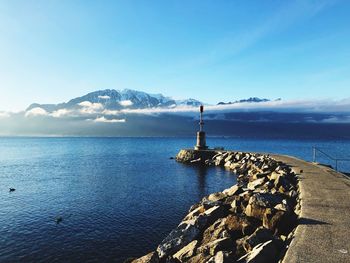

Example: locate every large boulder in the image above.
[236,163,250,175]
[242,227,275,252]
[158,205,229,259]
[229,162,242,172]
[237,240,279,263]
[176,149,216,164]
[263,208,297,235]
[225,154,234,163]
[197,237,235,256]
[156,222,200,259]
[201,205,229,224]
[183,205,205,221]
[201,214,254,245]
[245,193,284,220]
[224,161,232,168]
[186,253,211,263]
[207,251,235,263]
[173,240,198,262]
[247,178,266,191]
[223,184,243,196]
[206,192,227,202]
[235,152,243,161]
[274,175,289,190]
[131,252,159,263]
[201,218,228,245]
[215,156,226,166]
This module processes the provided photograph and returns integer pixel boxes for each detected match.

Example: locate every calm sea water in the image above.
[0,137,349,262]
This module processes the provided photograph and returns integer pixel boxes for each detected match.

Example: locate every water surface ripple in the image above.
[0,137,349,262]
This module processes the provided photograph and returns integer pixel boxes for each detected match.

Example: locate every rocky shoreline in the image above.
[128,149,300,263]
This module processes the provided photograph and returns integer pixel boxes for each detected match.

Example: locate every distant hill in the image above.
[26,88,281,114]
[1,90,348,138]
[26,89,203,112]
[217,97,281,105]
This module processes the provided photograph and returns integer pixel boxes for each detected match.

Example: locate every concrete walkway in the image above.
[272,155,350,263]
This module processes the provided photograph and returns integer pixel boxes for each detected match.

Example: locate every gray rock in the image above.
[202,205,228,224]
[206,192,227,202]
[263,208,297,235]
[190,158,201,163]
[237,240,278,263]
[207,251,235,263]
[215,157,225,166]
[173,240,198,262]
[262,208,285,233]
[243,227,274,252]
[157,222,200,259]
[245,203,266,220]
[183,205,205,221]
[223,184,242,196]
[224,161,232,167]
[230,199,241,213]
[131,252,159,263]
[235,153,243,161]
[186,253,211,263]
[269,172,281,181]
[245,193,285,220]
[161,205,228,258]
[247,178,266,191]
[201,214,242,244]
[197,237,235,256]
[248,193,284,208]
[225,154,234,163]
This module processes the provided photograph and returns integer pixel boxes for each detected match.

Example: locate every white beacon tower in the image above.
[194,105,208,150]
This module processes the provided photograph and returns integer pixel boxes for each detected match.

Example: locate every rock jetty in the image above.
[129,149,300,263]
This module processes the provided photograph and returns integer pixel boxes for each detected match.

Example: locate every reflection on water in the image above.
[196,165,208,198]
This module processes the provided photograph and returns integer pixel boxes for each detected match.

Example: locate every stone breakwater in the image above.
[129,149,300,263]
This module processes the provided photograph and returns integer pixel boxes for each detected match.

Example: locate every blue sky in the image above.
[0,0,350,111]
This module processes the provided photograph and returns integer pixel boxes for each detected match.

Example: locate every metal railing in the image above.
[312,146,350,172]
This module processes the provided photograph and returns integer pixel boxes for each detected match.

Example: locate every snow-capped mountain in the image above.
[175,98,203,107]
[217,97,281,105]
[26,89,275,115]
[26,89,203,112]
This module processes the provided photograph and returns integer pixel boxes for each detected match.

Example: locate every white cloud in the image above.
[14,97,350,125]
[51,108,72,118]
[100,105,197,116]
[98,95,110,99]
[119,100,133,107]
[102,109,120,115]
[25,107,48,117]
[0,111,10,118]
[78,101,95,107]
[96,98,350,117]
[204,98,350,113]
[78,101,104,114]
[319,115,350,123]
[93,116,126,123]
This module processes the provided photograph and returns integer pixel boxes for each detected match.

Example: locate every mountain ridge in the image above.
[26,89,274,112]
[27,89,203,112]
[217,97,282,105]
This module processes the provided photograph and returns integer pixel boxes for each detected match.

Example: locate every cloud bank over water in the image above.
[93,98,350,116]
[91,116,126,123]
[0,88,350,137]
[17,97,350,123]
